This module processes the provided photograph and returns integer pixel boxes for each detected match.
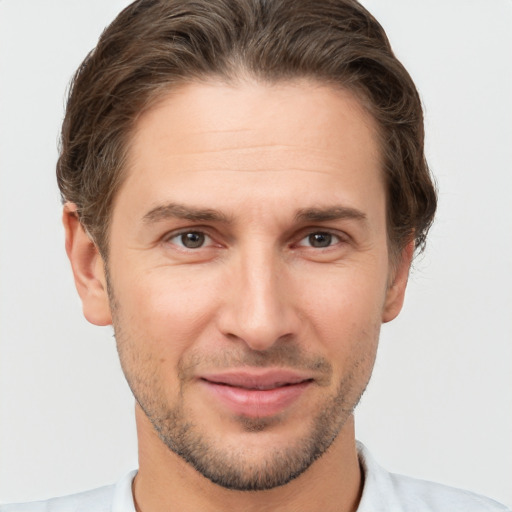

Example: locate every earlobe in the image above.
[382,241,415,323]
[63,203,112,326]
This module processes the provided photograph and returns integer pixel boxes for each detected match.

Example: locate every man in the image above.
[1,0,509,511]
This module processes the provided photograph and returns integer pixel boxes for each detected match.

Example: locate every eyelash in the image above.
[164,230,216,250]
[163,228,347,251]
[295,231,344,249]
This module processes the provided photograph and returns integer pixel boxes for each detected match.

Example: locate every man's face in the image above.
[96,81,408,490]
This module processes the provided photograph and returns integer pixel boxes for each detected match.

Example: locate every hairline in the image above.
[93,74,403,261]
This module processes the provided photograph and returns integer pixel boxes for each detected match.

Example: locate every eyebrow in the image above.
[294,206,367,223]
[143,203,231,224]
[142,202,367,225]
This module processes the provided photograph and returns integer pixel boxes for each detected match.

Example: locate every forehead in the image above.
[117,80,384,224]
[129,80,380,168]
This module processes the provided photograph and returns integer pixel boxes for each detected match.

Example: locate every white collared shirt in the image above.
[1,443,509,511]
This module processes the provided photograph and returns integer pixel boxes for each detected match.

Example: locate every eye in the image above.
[167,231,211,249]
[298,231,341,248]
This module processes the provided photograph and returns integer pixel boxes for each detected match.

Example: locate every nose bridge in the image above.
[222,237,296,350]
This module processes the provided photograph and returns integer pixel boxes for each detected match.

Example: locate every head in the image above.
[60,0,437,493]
[58,0,436,261]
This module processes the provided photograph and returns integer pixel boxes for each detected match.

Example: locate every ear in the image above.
[63,203,112,326]
[382,240,415,323]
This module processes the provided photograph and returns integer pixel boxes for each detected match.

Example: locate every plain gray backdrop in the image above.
[1,0,511,507]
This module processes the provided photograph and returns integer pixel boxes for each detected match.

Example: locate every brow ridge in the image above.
[143,203,230,223]
[142,202,367,225]
[294,206,367,223]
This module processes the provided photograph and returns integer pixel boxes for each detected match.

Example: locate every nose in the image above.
[217,244,300,351]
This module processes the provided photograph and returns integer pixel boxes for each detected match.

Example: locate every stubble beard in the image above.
[120,341,371,492]
[108,279,376,491]
[142,378,361,491]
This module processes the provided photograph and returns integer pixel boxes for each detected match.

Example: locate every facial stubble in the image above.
[107,276,377,491]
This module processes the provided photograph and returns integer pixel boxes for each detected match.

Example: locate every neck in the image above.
[133,405,362,512]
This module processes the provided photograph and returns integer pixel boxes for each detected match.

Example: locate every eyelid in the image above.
[293,228,349,248]
[159,225,350,250]
[162,227,216,249]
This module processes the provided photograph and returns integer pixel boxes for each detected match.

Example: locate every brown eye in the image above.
[180,232,205,248]
[307,232,333,248]
[167,231,211,249]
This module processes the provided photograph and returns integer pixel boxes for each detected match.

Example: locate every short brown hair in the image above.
[57,0,437,258]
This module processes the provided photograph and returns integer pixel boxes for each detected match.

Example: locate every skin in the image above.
[64,80,413,512]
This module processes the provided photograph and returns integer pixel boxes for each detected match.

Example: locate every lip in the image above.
[199,369,314,418]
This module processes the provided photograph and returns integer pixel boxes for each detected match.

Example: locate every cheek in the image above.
[112,266,223,358]
[110,268,225,410]
[298,264,387,358]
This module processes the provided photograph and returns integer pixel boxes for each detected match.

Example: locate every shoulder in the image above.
[0,470,137,512]
[386,472,509,512]
[356,442,510,512]
[0,485,113,512]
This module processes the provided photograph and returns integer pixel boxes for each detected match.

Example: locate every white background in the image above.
[0,0,511,507]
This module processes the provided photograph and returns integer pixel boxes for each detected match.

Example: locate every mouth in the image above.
[198,370,314,418]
